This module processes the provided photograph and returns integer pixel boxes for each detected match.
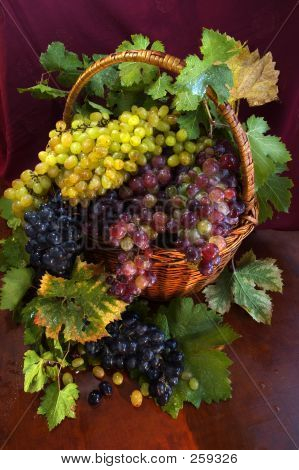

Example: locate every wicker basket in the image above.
[63,50,258,301]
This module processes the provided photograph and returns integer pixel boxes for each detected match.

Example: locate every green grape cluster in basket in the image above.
[4,104,206,217]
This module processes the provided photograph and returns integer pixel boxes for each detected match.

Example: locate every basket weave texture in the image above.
[63,50,258,301]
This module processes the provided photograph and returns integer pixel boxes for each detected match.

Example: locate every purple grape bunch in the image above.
[86,310,184,406]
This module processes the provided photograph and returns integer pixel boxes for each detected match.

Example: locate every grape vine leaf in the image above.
[18,83,67,100]
[24,325,43,346]
[28,260,126,343]
[174,55,233,110]
[23,350,49,393]
[127,298,150,317]
[174,89,199,111]
[146,73,174,100]
[55,70,81,88]
[227,45,279,106]
[246,115,291,189]
[151,40,165,52]
[177,105,209,139]
[200,28,240,64]
[202,269,233,315]
[117,34,151,52]
[87,61,119,98]
[38,382,79,431]
[39,43,119,95]
[0,198,21,229]
[0,267,34,311]
[154,298,239,418]
[107,87,151,115]
[203,250,283,323]
[86,99,112,115]
[40,41,82,72]
[0,227,29,272]
[116,34,164,87]
[257,170,293,223]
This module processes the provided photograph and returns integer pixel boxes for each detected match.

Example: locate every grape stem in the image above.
[203,100,214,138]
[57,341,71,390]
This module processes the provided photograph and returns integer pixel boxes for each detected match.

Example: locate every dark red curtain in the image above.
[0,0,298,229]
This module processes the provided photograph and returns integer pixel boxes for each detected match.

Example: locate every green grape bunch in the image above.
[4,104,206,218]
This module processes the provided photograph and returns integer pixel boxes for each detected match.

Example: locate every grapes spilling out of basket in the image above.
[5,104,245,301]
[86,310,184,406]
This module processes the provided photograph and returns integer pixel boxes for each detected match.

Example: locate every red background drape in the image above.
[0,0,298,229]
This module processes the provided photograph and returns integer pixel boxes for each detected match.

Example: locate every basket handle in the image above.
[63,50,256,210]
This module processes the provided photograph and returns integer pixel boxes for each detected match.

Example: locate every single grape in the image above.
[112,372,124,385]
[99,381,113,397]
[202,243,219,261]
[130,390,143,407]
[88,389,102,406]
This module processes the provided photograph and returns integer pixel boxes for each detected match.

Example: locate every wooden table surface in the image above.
[0,229,298,450]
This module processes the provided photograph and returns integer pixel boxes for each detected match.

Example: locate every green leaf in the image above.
[151,40,165,52]
[146,73,173,100]
[107,88,149,115]
[232,276,272,324]
[177,105,209,139]
[56,70,81,88]
[18,83,67,100]
[246,115,291,189]
[203,269,233,315]
[162,379,200,419]
[184,323,240,352]
[0,198,21,229]
[236,250,283,292]
[174,55,233,109]
[83,53,92,67]
[176,55,207,88]
[117,34,150,52]
[86,100,112,115]
[174,90,199,111]
[23,350,48,393]
[246,115,269,134]
[116,34,161,88]
[87,66,119,98]
[0,227,29,272]
[0,267,33,311]
[155,297,239,418]
[184,350,233,404]
[118,62,157,87]
[32,260,126,343]
[257,172,293,223]
[203,64,233,103]
[159,297,221,340]
[200,29,240,64]
[37,382,79,431]
[152,311,170,339]
[0,198,13,220]
[24,325,43,346]
[204,250,283,323]
[40,41,82,72]
[127,299,150,317]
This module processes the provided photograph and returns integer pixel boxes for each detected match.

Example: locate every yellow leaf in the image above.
[31,259,127,343]
[38,273,64,296]
[227,44,279,106]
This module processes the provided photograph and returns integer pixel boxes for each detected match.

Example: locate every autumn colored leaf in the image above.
[26,260,126,343]
[227,44,279,106]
